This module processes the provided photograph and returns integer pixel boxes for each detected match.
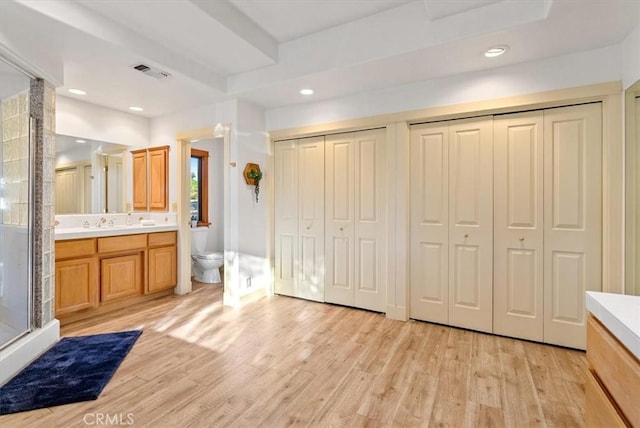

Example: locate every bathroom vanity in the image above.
[55,224,178,324]
[585,292,640,427]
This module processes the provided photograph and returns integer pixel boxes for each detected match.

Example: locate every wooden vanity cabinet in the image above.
[586,314,640,427]
[54,231,177,323]
[55,239,99,316]
[147,231,177,293]
[131,146,169,212]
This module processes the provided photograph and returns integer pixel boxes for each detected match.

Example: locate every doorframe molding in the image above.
[269,81,625,320]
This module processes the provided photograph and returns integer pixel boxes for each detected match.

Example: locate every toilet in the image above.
[191,227,223,283]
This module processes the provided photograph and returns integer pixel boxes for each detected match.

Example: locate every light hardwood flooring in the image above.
[1,282,588,427]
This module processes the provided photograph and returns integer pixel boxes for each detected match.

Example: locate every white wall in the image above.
[622,24,640,89]
[57,96,149,147]
[191,138,224,253]
[266,45,622,130]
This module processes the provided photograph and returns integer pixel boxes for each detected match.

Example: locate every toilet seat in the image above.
[193,252,223,261]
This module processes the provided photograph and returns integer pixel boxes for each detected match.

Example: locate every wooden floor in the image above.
[1,282,588,427]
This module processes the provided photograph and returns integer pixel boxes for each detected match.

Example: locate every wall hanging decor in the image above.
[243,163,263,202]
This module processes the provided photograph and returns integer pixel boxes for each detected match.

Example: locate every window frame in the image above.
[190,148,210,227]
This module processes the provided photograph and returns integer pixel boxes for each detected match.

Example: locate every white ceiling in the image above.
[0,0,638,118]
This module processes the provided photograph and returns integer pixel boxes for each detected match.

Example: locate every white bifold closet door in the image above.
[325,128,387,312]
[274,136,325,302]
[543,103,601,349]
[409,118,493,333]
[409,122,449,324]
[448,118,494,333]
[493,112,545,341]
[493,103,602,348]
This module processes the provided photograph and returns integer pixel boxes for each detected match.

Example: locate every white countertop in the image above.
[55,224,178,240]
[586,291,640,360]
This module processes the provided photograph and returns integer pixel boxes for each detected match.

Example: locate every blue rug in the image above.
[0,330,142,415]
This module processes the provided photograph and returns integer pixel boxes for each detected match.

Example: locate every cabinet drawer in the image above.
[55,238,96,260]
[98,234,147,254]
[585,369,627,428]
[587,315,640,426]
[148,231,176,247]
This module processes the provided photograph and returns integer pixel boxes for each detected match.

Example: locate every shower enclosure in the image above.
[0,58,33,349]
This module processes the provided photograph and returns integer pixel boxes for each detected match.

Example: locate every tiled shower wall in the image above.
[1,89,29,226]
[2,79,56,329]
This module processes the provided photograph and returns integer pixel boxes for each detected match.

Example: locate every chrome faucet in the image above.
[83,221,90,228]
[108,219,115,227]
[95,217,107,228]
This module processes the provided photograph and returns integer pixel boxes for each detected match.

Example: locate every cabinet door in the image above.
[297,137,325,302]
[410,122,449,324]
[132,150,147,211]
[493,112,544,341]
[148,246,177,293]
[448,117,493,333]
[543,103,602,349]
[55,257,98,316]
[149,146,168,211]
[101,253,143,302]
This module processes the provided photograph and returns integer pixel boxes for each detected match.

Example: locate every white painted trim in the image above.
[0,320,60,385]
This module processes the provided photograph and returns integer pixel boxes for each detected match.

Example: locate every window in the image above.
[190,148,209,226]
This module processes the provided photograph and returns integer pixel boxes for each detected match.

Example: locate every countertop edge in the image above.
[55,225,179,240]
[586,291,640,360]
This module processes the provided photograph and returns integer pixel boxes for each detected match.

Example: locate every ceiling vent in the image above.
[131,63,171,79]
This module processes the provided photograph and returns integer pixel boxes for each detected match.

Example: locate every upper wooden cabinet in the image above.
[131,146,169,211]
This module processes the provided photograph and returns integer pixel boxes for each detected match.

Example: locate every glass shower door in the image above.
[0,58,32,349]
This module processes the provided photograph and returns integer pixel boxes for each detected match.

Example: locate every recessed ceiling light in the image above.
[129,106,144,112]
[190,139,199,143]
[485,46,508,58]
[68,88,87,95]
[300,89,314,95]
[75,139,87,144]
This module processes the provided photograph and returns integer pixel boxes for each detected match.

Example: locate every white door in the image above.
[274,140,299,298]
[325,129,386,312]
[543,103,602,349]
[409,122,449,324]
[448,118,493,333]
[55,167,79,214]
[107,155,123,213]
[493,112,544,341]
[274,137,325,302]
[297,137,325,302]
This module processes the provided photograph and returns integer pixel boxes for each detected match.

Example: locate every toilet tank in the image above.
[191,227,208,254]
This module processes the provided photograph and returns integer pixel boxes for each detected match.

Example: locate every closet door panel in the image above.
[494,113,544,341]
[448,118,493,333]
[298,137,325,302]
[274,141,299,298]
[409,123,449,323]
[354,129,386,312]
[544,103,602,349]
[325,133,355,306]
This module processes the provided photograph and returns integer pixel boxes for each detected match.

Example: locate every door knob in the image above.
[464,233,469,238]
[519,236,525,241]
[340,227,344,231]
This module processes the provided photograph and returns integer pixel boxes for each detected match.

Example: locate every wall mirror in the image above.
[625,79,640,296]
[55,134,128,214]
